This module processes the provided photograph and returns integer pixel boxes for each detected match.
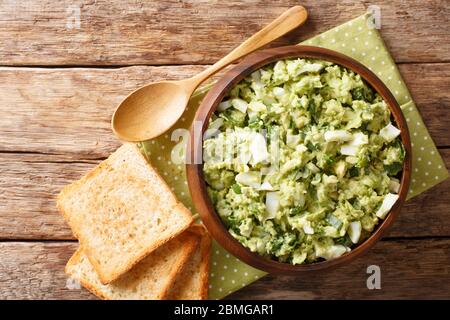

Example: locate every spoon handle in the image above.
[191,5,307,85]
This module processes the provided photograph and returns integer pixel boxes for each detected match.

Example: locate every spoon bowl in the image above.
[112,80,192,141]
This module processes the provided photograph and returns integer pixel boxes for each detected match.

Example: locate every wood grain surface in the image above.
[0,1,448,66]
[0,0,449,300]
[229,238,450,300]
[0,64,448,159]
[0,239,448,299]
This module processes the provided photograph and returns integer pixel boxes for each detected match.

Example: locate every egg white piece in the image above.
[348,221,362,244]
[235,171,261,189]
[376,193,399,219]
[324,130,353,142]
[265,192,280,219]
[380,123,401,142]
[231,98,248,113]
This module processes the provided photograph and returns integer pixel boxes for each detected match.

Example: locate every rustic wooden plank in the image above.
[0,242,93,299]
[0,63,448,159]
[0,1,448,65]
[0,239,448,299]
[0,150,448,240]
[398,63,450,146]
[395,162,450,237]
[0,153,97,240]
[0,65,205,158]
[229,238,450,299]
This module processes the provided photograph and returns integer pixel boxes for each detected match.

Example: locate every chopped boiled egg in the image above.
[340,145,359,156]
[259,181,274,191]
[235,171,261,189]
[376,193,399,219]
[351,132,369,146]
[324,130,353,142]
[265,192,280,219]
[231,98,248,113]
[273,87,285,97]
[303,222,314,235]
[348,221,362,244]
[316,244,347,260]
[249,133,268,165]
[217,100,232,111]
[340,132,368,156]
[204,118,224,139]
[380,123,401,142]
[286,133,301,148]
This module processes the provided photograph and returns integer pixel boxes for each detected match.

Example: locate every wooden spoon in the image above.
[111,6,308,141]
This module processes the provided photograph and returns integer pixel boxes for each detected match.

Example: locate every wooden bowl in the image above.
[186,45,412,274]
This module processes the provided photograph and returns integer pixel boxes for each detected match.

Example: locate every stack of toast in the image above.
[57,143,211,300]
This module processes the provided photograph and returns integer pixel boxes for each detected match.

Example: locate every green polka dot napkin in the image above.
[139,13,448,299]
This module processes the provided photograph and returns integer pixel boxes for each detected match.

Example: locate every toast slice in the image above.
[167,224,211,300]
[57,143,193,284]
[65,232,199,300]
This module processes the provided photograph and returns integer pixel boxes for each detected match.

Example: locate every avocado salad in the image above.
[203,58,405,264]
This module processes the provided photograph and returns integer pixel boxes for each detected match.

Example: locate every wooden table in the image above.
[0,1,449,300]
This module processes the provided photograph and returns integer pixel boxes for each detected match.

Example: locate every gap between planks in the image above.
[1,236,450,243]
[1,60,450,69]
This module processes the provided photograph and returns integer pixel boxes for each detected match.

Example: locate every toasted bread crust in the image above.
[65,248,109,300]
[167,224,212,300]
[57,143,194,284]
[189,224,212,300]
[65,233,199,300]
[158,233,199,299]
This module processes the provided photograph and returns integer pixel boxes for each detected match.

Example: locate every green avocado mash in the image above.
[203,58,405,264]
